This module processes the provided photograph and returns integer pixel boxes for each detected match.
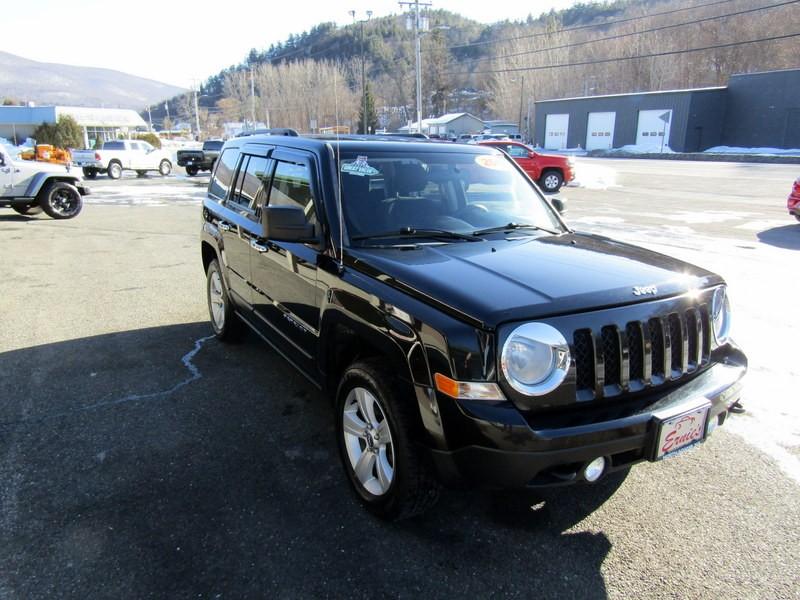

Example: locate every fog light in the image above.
[706,414,720,436]
[583,457,606,482]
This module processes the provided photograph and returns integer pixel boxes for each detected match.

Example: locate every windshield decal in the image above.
[341,155,379,177]
[475,155,512,171]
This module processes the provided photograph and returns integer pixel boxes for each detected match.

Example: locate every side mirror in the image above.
[528,151,537,158]
[261,205,316,242]
[551,196,567,215]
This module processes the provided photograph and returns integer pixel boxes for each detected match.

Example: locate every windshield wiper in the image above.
[472,222,559,236]
[352,227,480,243]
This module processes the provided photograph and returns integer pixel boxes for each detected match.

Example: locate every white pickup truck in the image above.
[72,139,173,179]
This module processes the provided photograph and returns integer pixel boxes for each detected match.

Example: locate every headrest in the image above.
[394,162,428,195]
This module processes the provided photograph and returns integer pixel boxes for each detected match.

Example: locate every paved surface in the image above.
[1,162,798,599]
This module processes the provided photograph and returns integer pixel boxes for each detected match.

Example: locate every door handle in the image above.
[0,168,10,173]
[250,239,269,253]
[218,222,232,232]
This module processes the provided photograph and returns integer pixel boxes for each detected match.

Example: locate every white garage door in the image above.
[636,109,672,150]
[585,112,616,150]
[544,114,569,150]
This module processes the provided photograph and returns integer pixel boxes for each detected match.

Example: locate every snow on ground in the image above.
[605,144,676,154]
[568,158,619,190]
[705,146,800,156]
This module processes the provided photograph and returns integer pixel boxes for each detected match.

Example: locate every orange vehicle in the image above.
[20,144,72,166]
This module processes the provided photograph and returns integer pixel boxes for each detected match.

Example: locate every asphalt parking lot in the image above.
[1,163,799,599]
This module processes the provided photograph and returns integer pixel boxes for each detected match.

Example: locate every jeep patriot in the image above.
[200,135,746,519]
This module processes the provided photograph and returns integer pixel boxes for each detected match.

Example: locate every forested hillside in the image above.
[149,0,798,135]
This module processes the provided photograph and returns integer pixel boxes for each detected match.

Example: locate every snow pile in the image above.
[569,159,619,190]
[704,146,800,156]
[605,144,676,154]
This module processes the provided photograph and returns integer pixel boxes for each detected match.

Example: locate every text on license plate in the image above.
[655,405,709,459]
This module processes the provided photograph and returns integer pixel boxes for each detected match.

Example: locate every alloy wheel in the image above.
[208,269,225,329]
[342,387,395,496]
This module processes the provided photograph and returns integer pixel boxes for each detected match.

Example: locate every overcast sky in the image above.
[2,0,579,89]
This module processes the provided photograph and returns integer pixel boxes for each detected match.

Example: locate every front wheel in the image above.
[39,182,83,219]
[336,360,440,520]
[795,214,800,223]
[539,170,564,193]
[12,204,43,216]
[206,259,244,341]
[107,161,122,179]
[82,168,98,179]
[159,159,172,176]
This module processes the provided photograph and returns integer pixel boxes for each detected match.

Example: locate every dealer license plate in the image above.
[654,404,710,460]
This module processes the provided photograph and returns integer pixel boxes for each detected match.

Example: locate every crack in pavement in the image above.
[0,335,216,430]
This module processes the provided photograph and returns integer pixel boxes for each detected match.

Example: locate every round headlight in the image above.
[501,323,570,396]
[711,286,731,344]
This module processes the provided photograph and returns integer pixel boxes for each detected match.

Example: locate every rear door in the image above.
[504,142,539,179]
[249,149,321,376]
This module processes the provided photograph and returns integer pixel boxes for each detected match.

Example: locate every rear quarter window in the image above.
[209,148,239,200]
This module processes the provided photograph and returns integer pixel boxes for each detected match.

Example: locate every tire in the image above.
[795,215,800,223]
[38,181,83,219]
[82,168,98,179]
[539,169,564,193]
[11,204,43,216]
[185,165,199,176]
[336,359,440,520]
[107,161,122,179]
[136,170,147,178]
[159,159,172,176]
[206,259,245,341]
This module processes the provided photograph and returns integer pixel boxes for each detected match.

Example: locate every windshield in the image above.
[339,150,564,244]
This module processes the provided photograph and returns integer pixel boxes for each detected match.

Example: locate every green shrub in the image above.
[135,132,162,149]
[32,115,83,149]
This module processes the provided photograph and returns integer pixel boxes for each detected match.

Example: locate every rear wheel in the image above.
[336,360,440,520]
[107,161,122,179]
[539,169,563,193]
[82,168,98,179]
[136,170,147,178]
[11,204,43,216]
[206,259,245,341]
[185,165,199,176]
[159,159,172,176]
[39,182,83,219]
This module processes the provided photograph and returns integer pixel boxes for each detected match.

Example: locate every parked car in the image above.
[0,144,89,219]
[788,177,800,221]
[479,140,575,193]
[72,140,172,179]
[200,135,746,520]
[177,140,223,176]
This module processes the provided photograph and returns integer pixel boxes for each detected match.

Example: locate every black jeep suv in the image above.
[200,135,746,519]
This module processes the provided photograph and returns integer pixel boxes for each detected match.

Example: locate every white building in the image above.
[0,105,148,149]
[398,112,485,138]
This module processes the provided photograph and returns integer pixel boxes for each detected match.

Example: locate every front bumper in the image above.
[428,351,746,488]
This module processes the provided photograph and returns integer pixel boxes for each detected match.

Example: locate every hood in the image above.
[348,232,721,328]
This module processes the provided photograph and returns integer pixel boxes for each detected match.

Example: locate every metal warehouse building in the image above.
[534,68,800,152]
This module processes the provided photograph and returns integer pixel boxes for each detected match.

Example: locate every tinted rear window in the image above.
[203,141,223,151]
[103,141,125,150]
[209,148,239,200]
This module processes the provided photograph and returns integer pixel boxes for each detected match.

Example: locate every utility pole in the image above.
[146,105,153,132]
[518,75,525,136]
[350,9,372,134]
[191,81,201,139]
[250,68,256,131]
[400,0,432,133]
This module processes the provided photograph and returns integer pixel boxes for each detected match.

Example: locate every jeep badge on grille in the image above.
[633,285,658,296]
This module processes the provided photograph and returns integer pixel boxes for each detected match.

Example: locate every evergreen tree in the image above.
[357,84,379,134]
[32,115,84,148]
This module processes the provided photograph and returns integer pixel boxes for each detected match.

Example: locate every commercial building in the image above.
[0,105,147,148]
[533,68,800,152]
[398,112,485,137]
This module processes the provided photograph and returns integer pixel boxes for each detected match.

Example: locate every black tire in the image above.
[136,170,147,178]
[539,169,564,193]
[795,215,800,223]
[107,161,122,179]
[185,165,199,176]
[336,359,440,520]
[38,181,83,219]
[206,259,245,341]
[159,159,172,176]
[82,168,98,179]
[11,204,43,216]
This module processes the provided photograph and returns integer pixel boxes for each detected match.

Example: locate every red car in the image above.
[788,177,800,222]
[478,140,575,193]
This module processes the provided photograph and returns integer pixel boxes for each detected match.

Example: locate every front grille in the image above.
[573,306,710,400]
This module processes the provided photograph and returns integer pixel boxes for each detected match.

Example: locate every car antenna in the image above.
[334,65,345,274]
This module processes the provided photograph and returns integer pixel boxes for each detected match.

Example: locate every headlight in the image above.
[711,286,732,345]
[500,323,570,396]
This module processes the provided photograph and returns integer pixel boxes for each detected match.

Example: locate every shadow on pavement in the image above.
[757,224,800,249]
[0,323,613,599]
[0,213,36,222]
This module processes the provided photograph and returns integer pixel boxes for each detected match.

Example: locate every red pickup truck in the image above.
[478,140,575,193]
[788,177,800,222]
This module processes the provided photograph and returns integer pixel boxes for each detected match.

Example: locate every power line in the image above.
[445,32,800,75]
[465,0,799,67]
[447,0,740,50]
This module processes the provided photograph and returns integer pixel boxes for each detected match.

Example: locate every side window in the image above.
[268,161,317,224]
[209,148,239,200]
[104,141,124,150]
[507,145,528,157]
[229,155,272,212]
[130,142,141,151]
